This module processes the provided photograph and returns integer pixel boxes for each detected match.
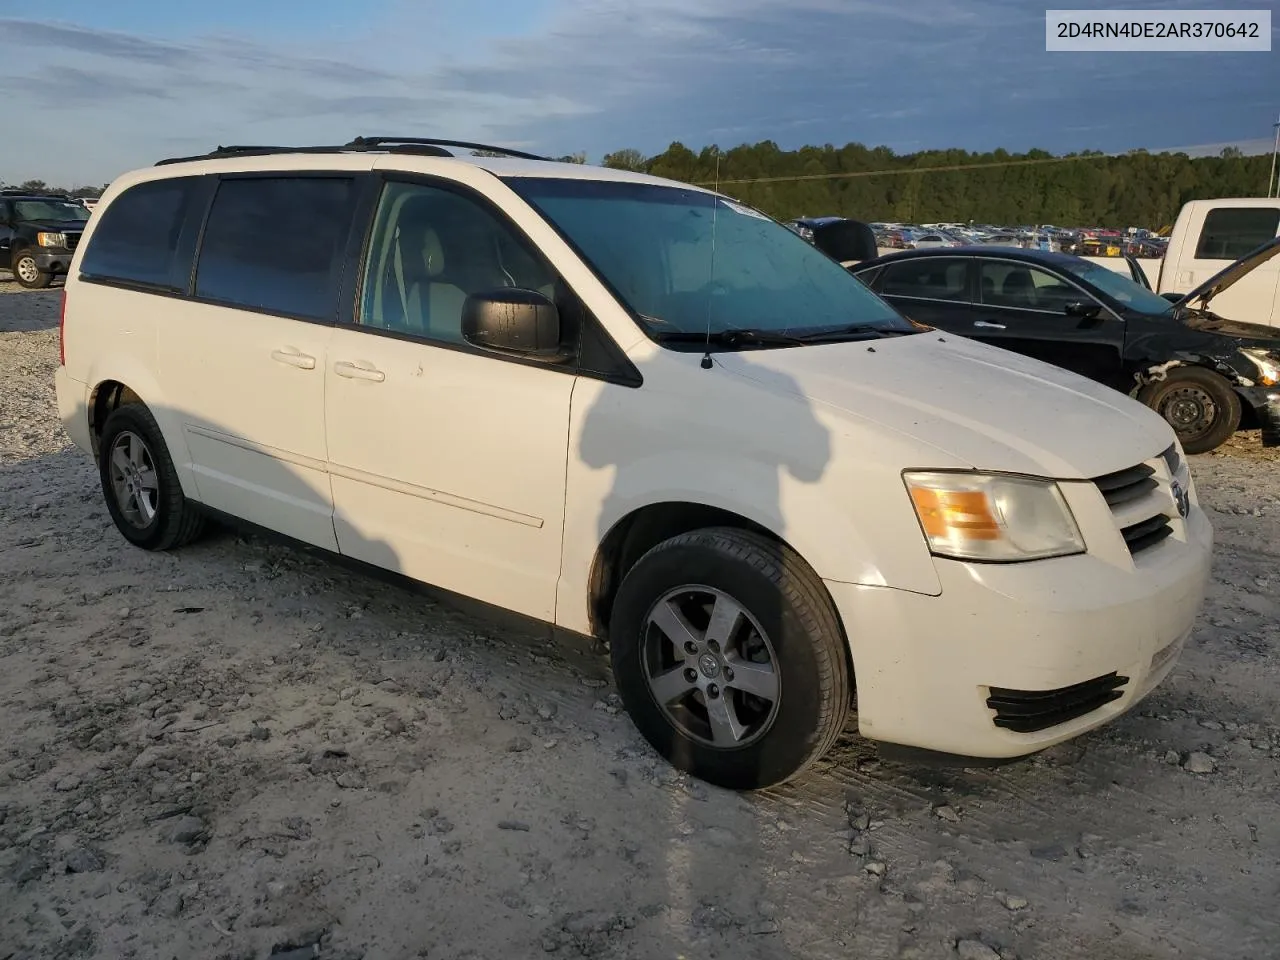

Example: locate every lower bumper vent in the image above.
[986,672,1129,733]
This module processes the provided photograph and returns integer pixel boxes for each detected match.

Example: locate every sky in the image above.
[0,0,1276,186]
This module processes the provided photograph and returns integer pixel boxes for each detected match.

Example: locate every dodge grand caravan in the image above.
[54,137,1214,789]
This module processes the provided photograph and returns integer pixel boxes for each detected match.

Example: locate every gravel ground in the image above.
[2,278,1279,960]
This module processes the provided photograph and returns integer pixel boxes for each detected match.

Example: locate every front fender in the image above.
[556,374,944,635]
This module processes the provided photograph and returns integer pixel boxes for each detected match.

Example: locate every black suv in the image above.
[0,190,89,288]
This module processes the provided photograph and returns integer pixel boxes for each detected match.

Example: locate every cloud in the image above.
[0,0,1272,186]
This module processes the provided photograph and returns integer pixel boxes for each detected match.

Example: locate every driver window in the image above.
[980,262,1085,313]
[361,181,557,344]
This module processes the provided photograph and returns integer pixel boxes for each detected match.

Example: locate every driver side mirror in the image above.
[461,288,569,361]
[1064,301,1102,320]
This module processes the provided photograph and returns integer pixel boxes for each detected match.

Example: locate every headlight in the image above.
[37,232,66,248]
[1240,348,1279,387]
[904,471,1085,562]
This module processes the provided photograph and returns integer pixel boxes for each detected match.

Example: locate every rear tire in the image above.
[12,250,51,289]
[609,527,851,790]
[1139,367,1240,455]
[98,404,205,550]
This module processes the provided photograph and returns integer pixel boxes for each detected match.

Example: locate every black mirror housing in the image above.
[1064,301,1102,319]
[461,288,567,360]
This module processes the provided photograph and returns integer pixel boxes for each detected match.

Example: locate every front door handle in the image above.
[333,360,385,382]
[973,320,1007,330]
[270,347,317,369]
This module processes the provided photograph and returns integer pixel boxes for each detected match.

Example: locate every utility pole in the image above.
[1270,113,1280,198]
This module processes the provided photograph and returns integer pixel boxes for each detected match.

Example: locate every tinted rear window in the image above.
[1195,208,1280,260]
[194,177,357,320]
[880,257,970,301]
[79,178,201,290]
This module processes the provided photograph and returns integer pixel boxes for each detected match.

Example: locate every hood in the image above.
[23,218,86,232]
[715,333,1173,480]
[1178,309,1280,345]
[1177,235,1280,309]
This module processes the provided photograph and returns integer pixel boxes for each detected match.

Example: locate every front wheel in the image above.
[1138,367,1241,455]
[609,527,851,790]
[11,250,51,289]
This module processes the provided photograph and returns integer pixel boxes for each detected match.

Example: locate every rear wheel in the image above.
[1139,367,1241,455]
[12,250,51,289]
[98,404,205,550]
[609,527,851,790]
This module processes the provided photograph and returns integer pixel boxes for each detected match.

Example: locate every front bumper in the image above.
[827,503,1213,760]
[1239,384,1280,447]
[33,249,73,275]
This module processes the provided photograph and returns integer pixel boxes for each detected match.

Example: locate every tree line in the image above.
[0,179,107,198]
[7,141,1272,227]
[598,142,1273,228]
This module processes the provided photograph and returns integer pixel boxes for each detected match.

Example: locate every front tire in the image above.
[1139,367,1241,455]
[98,404,205,550]
[12,250,52,289]
[609,527,851,790]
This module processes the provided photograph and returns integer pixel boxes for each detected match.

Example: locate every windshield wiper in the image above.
[792,324,918,342]
[650,328,809,348]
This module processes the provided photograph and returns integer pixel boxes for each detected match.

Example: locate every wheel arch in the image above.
[585,499,856,700]
[84,372,199,500]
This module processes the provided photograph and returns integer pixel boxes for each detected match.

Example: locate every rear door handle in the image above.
[973,320,1006,330]
[270,347,316,370]
[333,360,385,382]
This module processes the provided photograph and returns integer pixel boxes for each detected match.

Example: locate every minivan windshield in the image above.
[1058,258,1174,316]
[505,178,913,342]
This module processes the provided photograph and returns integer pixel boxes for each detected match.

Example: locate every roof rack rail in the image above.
[345,137,552,162]
[155,137,553,167]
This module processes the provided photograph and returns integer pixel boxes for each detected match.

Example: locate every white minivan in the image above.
[54,138,1213,788]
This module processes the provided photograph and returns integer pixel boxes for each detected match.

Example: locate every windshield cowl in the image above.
[651,324,919,351]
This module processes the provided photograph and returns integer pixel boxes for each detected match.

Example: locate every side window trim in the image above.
[347,172,641,386]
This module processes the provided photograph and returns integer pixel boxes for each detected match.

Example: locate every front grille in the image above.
[64,233,81,251]
[1121,514,1173,552]
[986,672,1129,733]
[1091,450,1180,557]
[1093,462,1157,506]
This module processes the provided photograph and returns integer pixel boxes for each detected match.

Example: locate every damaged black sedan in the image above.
[852,239,1280,454]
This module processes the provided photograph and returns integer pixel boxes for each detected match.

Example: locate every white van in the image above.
[54,138,1213,788]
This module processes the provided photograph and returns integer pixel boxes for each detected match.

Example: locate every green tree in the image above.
[602,148,647,171]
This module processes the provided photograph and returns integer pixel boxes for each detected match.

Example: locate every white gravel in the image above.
[2,278,1279,959]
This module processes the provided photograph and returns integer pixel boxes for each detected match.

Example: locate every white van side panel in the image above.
[61,280,203,502]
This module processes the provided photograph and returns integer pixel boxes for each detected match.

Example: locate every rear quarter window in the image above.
[1194,207,1280,260]
[194,177,358,321]
[78,177,204,291]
